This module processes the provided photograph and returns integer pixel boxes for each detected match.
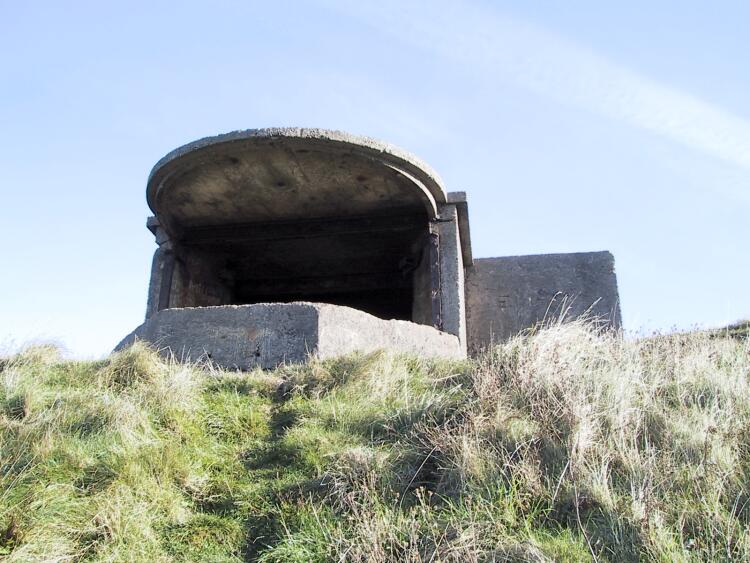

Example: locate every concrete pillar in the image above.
[145,218,175,320]
[435,204,467,354]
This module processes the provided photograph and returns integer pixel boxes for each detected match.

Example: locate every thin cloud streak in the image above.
[318,0,750,174]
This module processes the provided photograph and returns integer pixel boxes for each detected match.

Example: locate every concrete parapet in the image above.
[117,302,462,370]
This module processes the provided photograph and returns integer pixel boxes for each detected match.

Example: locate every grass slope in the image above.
[1,321,749,561]
[721,321,750,340]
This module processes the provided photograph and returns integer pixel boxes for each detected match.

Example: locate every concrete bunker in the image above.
[144,129,468,331]
[119,128,621,369]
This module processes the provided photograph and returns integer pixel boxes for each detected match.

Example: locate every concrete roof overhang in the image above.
[147,128,449,238]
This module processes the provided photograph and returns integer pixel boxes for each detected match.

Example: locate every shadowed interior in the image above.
[147,130,447,326]
[166,212,433,323]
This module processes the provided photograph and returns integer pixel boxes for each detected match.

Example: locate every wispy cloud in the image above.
[317,0,750,174]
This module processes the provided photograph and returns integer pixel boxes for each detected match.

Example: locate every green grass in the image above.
[1,321,749,561]
[721,320,750,340]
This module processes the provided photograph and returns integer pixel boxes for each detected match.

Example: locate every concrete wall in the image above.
[118,303,462,370]
[435,204,467,354]
[465,251,621,352]
[145,246,171,319]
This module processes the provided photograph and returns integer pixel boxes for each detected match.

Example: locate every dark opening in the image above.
[236,287,414,320]
[169,212,432,323]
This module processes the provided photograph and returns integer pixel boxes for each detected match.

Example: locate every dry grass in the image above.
[1,321,748,561]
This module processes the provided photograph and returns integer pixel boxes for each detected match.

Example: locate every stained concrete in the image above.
[147,128,448,237]
[117,302,462,370]
[465,252,622,352]
[446,191,473,266]
[435,204,467,354]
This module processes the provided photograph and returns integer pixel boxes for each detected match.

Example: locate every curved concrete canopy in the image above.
[147,128,448,236]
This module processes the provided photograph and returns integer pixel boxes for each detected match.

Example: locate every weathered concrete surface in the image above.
[117,302,462,370]
[446,191,473,267]
[465,252,622,352]
[315,304,462,360]
[147,128,448,235]
[435,204,467,355]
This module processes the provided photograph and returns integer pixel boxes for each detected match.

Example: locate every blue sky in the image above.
[1,0,748,357]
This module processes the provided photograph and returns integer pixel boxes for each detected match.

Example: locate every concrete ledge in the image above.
[116,302,462,370]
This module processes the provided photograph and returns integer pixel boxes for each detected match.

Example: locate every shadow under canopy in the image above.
[146,128,449,326]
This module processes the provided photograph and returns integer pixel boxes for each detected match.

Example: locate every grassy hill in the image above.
[1,321,749,562]
[722,320,750,340]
